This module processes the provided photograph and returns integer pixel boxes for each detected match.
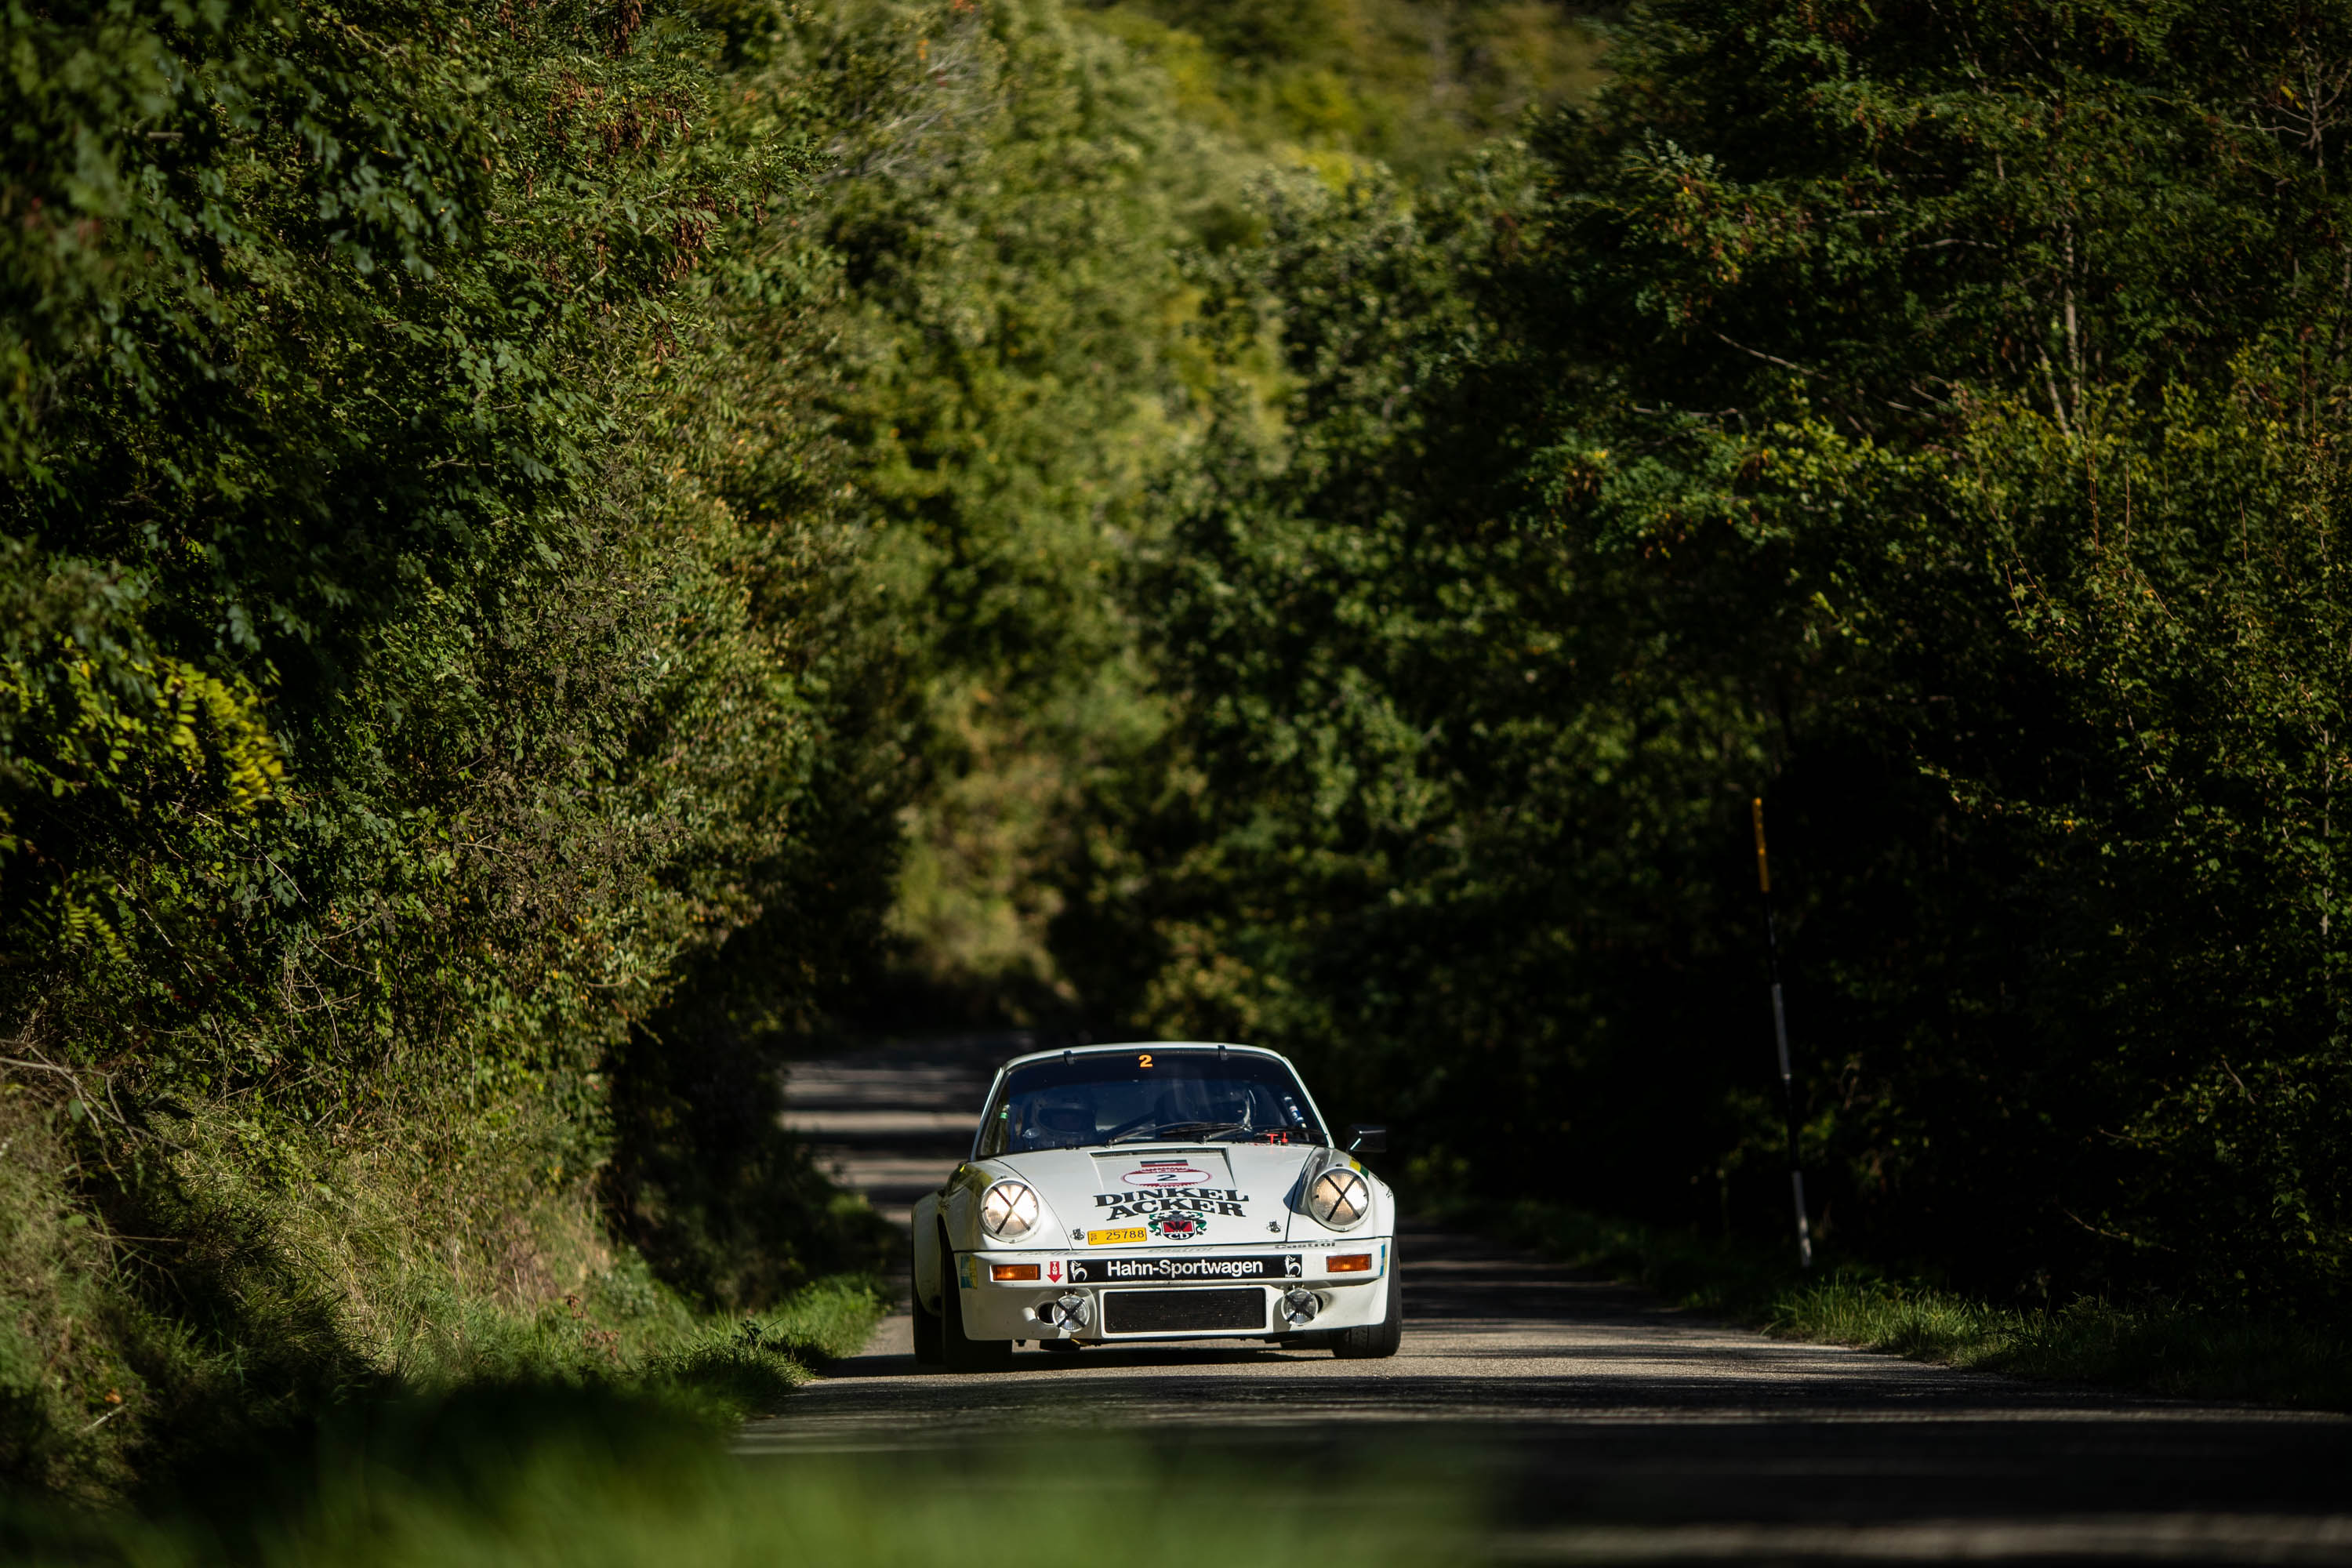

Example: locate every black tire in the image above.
[940,1236,1014,1373]
[911,1251,944,1366]
[1331,1249,1403,1359]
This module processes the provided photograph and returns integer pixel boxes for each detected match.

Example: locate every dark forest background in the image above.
[5,0,2350,1494]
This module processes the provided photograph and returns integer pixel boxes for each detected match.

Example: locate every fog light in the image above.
[1040,1292,1092,1330]
[1281,1288,1319,1327]
[1327,1253,1374,1273]
[990,1263,1042,1282]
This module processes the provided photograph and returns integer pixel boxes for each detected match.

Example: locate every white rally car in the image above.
[910,1041,1400,1370]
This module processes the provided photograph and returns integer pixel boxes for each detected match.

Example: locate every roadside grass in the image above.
[641,1276,887,1421]
[753,1273,892,1363]
[1488,1200,2352,1410]
[0,1383,1476,1568]
[0,1079,891,1498]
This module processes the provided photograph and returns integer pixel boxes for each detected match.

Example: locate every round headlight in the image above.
[980,1180,1040,1240]
[1306,1167,1370,1229]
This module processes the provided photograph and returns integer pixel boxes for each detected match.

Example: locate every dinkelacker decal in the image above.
[1147,1211,1207,1240]
[1065,1254,1301,1283]
[1093,1185,1250,1221]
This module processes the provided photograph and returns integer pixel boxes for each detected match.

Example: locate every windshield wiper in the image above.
[1105,1120,1252,1145]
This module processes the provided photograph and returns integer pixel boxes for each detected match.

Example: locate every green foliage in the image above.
[1083,0,1609,181]
[776,0,1264,1017]
[771,0,1613,1022]
[1081,0,2352,1315]
[1071,146,1779,1200]
[1511,0,2352,1301]
[0,0,852,1111]
[32,0,2352,1507]
[604,1008,896,1312]
[11,0,1621,1493]
[0,0,908,1490]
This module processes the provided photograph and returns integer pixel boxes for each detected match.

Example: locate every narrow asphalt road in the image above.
[750,1036,2352,1562]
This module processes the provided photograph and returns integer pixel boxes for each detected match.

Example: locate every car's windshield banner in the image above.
[1065,1254,1300,1283]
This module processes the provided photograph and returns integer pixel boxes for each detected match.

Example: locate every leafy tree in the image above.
[1100,0,2352,1307]
[1084,0,1609,180]
[0,0,902,1479]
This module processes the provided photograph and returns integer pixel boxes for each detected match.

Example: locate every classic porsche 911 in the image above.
[909,1041,1399,1370]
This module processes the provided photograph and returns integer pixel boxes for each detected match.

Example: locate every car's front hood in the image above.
[991,1142,1359,1248]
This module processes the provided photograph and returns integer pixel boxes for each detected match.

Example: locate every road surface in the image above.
[750,1035,2352,1562]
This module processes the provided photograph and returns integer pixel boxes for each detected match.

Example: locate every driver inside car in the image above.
[1197,1083,1255,1131]
[1021,1096,1095,1149]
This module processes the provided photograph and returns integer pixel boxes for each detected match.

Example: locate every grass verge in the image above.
[1488,1200,2352,1409]
[0,1078,892,1499]
[641,1276,887,1421]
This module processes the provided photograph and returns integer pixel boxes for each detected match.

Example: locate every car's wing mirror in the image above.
[1345,1123,1388,1155]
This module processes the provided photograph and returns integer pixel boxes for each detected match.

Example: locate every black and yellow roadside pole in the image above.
[1753,797,1813,1268]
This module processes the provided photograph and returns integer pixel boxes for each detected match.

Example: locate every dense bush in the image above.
[0,0,905,1490]
[2,0,847,1145]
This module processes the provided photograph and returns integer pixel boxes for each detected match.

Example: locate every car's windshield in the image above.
[975,1050,1327,1156]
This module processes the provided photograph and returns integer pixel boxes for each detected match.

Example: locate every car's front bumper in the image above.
[950,1240,1392,1342]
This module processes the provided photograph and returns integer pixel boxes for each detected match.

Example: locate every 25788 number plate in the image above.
[1066,1254,1301,1283]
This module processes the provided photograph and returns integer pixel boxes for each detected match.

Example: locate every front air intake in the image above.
[1102,1287,1267,1334]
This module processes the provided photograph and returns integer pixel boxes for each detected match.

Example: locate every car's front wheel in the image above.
[940,1235,1014,1373]
[1331,1250,1403,1359]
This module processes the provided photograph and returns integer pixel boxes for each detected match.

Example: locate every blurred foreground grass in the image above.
[0,1381,1479,1568]
[1494,1202,2352,1410]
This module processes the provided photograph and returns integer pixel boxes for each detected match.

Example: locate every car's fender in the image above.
[911,1190,944,1312]
[938,1159,1004,1250]
[931,1158,1077,1258]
